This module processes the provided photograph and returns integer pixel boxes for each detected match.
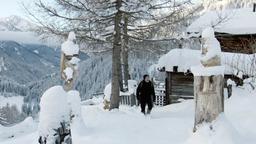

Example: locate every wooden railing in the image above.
[120,94,137,106]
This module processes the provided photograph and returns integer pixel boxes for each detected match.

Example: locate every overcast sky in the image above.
[0,0,32,18]
[0,0,201,18]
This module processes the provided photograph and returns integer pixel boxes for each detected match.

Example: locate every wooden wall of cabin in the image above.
[216,34,256,54]
[165,72,242,105]
[166,72,194,104]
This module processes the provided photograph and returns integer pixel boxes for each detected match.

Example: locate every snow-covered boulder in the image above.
[38,86,69,143]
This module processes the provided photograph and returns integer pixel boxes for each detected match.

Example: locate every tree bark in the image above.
[193,75,224,132]
[110,0,122,110]
[120,13,129,92]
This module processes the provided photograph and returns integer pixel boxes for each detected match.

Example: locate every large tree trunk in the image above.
[193,75,224,132]
[120,13,129,92]
[110,0,122,110]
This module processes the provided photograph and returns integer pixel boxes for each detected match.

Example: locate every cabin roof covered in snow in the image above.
[187,8,256,37]
[157,48,254,76]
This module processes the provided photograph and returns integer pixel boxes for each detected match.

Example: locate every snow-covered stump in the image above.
[193,75,224,132]
[38,86,72,144]
[192,27,224,132]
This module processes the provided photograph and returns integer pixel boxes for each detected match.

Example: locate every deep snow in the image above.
[0,85,256,144]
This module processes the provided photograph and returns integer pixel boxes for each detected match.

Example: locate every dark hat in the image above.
[143,74,149,80]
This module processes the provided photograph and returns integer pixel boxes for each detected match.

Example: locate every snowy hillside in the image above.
[1,83,255,144]
[0,15,34,32]
[0,95,24,112]
[0,41,60,84]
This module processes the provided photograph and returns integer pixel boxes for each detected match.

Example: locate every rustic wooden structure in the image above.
[187,7,256,54]
[119,94,137,106]
[193,75,224,132]
[216,33,256,54]
[164,67,243,105]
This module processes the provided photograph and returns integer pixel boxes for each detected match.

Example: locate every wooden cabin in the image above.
[163,67,245,104]
[156,7,256,105]
[157,48,252,105]
[187,7,256,54]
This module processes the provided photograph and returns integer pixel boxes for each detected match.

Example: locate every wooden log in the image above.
[193,75,224,132]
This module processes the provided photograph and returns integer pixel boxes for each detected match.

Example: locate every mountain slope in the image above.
[0,15,35,32]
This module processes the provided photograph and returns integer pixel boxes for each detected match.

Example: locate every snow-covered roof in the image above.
[187,8,256,37]
[157,48,254,76]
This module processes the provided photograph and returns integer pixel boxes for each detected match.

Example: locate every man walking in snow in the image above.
[136,75,156,114]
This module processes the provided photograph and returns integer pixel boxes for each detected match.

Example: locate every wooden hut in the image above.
[157,49,252,105]
[187,7,256,54]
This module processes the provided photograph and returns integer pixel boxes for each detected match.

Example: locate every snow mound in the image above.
[38,86,69,139]
[67,90,86,135]
[61,32,79,56]
[82,97,104,106]
[67,90,82,118]
[0,117,37,141]
[186,114,242,144]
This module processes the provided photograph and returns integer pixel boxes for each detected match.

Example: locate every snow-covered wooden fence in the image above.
[120,94,137,106]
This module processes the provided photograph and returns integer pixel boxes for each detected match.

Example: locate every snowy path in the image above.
[1,86,256,144]
[78,101,194,144]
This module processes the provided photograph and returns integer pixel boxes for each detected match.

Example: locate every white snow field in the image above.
[0,84,256,144]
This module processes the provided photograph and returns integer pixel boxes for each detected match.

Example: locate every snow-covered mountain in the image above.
[0,15,35,32]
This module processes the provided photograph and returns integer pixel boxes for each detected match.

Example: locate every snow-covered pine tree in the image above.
[0,107,9,126]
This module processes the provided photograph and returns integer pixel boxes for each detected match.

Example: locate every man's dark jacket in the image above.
[136,80,156,103]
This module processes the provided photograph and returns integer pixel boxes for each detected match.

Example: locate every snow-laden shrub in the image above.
[38,86,69,143]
